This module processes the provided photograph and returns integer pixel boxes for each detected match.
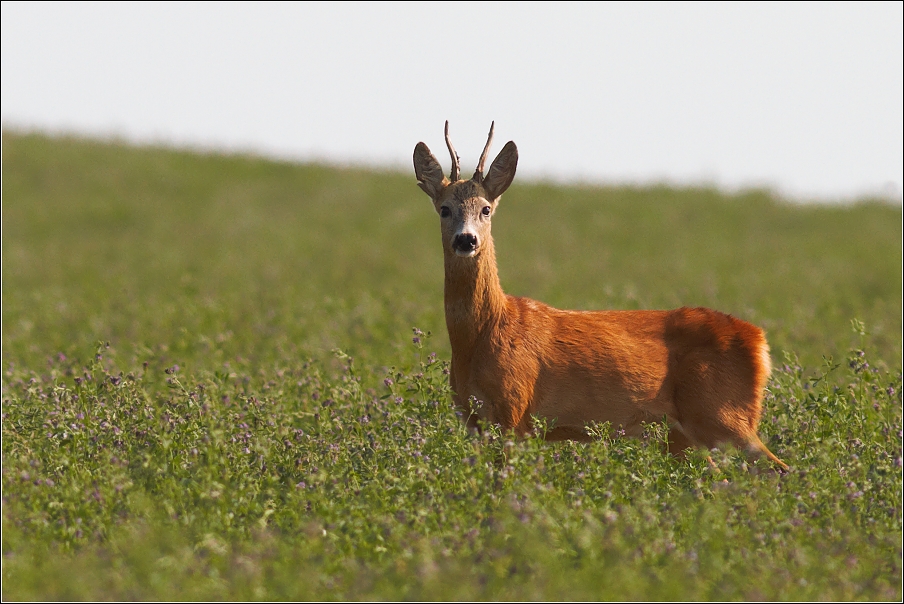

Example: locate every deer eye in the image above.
[440,206,451,218]
[481,206,491,217]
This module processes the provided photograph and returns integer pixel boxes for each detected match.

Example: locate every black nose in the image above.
[453,233,478,252]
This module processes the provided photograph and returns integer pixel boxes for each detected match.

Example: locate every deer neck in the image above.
[443,235,506,354]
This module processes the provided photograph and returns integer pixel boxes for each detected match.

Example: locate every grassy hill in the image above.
[2,131,901,599]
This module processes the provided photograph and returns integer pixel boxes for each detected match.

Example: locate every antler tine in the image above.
[444,120,461,182]
[473,121,495,182]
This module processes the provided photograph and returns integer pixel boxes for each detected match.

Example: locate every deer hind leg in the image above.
[673,358,788,471]
[677,405,788,471]
[742,434,788,471]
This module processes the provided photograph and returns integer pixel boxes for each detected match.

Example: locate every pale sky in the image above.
[2,1,902,202]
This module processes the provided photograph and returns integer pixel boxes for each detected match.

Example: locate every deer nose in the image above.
[452,233,478,253]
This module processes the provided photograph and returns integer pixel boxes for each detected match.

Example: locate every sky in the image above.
[2,1,902,202]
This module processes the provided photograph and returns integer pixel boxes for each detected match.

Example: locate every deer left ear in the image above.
[413,143,449,200]
[483,141,518,201]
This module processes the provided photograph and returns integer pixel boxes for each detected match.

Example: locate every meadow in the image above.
[2,130,901,600]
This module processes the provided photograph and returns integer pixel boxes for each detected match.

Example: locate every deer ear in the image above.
[483,141,518,201]
[413,143,448,200]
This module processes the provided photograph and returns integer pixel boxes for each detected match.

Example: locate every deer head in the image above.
[414,121,519,258]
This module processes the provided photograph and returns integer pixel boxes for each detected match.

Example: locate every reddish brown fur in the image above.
[414,123,786,470]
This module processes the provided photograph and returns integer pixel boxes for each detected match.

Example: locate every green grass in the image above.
[2,130,902,600]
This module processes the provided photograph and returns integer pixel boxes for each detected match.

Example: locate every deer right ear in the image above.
[413,143,449,200]
[483,141,518,201]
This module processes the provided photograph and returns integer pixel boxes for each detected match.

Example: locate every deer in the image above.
[413,121,788,471]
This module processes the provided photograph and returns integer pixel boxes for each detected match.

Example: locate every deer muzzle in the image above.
[452,232,479,257]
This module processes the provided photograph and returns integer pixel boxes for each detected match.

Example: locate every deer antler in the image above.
[473,121,495,182]
[444,121,460,182]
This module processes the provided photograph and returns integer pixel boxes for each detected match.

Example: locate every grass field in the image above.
[2,130,902,600]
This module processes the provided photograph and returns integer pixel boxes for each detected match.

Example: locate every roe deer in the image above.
[413,121,787,470]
